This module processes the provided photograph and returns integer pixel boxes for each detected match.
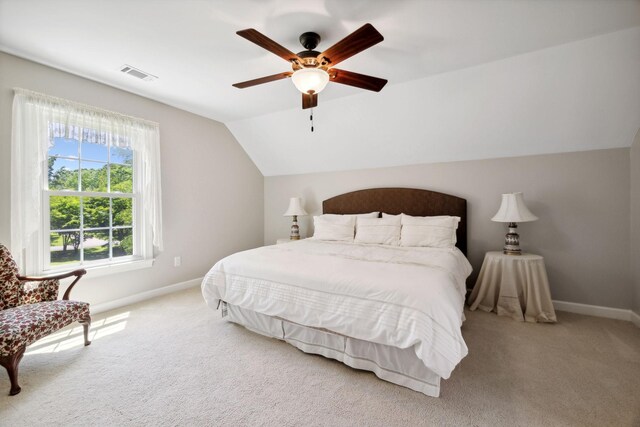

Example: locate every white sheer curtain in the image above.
[11,88,163,271]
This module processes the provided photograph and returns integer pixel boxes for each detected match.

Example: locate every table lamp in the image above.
[491,192,538,255]
[283,197,308,240]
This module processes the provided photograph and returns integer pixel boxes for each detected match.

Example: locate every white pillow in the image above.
[355,216,401,245]
[312,215,357,241]
[382,213,400,218]
[322,212,379,234]
[323,212,379,219]
[400,214,460,248]
[356,212,380,218]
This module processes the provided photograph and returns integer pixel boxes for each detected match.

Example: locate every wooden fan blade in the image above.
[317,23,383,67]
[232,72,292,89]
[237,28,300,63]
[302,92,318,109]
[329,69,387,92]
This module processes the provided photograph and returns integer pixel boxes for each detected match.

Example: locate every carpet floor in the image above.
[1,287,639,426]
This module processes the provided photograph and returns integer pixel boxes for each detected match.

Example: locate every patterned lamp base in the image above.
[290,215,301,240]
[503,222,521,255]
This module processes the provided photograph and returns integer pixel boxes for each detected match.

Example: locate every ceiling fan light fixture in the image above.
[233,24,386,110]
[291,68,329,94]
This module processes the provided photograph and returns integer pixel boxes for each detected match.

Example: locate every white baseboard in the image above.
[553,300,638,325]
[631,310,640,328]
[90,277,202,315]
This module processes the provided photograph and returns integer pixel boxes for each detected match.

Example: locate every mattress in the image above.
[201,239,472,393]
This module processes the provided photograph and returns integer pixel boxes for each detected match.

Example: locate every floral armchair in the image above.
[0,244,91,395]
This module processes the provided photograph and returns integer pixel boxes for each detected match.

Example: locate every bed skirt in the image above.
[225,303,442,397]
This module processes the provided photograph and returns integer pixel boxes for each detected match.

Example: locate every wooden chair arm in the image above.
[18,269,87,301]
[18,269,86,282]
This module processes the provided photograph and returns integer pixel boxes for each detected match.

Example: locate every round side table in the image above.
[468,251,556,323]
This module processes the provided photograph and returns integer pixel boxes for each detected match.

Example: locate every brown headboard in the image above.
[322,187,467,255]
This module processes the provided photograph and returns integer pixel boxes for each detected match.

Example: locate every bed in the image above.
[201,188,472,397]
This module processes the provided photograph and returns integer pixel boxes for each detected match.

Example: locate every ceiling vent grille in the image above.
[119,64,157,81]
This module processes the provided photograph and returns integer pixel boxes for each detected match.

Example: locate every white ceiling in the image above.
[1,0,640,175]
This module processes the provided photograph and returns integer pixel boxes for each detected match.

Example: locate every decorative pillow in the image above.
[355,216,401,245]
[400,214,460,248]
[312,215,357,242]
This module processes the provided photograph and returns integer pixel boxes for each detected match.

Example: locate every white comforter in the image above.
[201,239,472,379]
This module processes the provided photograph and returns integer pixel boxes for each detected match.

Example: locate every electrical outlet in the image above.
[174,256,181,267]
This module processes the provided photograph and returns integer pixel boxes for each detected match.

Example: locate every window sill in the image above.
[44,258,154,279]
[85,258,154,278]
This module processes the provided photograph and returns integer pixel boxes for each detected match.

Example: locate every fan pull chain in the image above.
[310,108,314,132]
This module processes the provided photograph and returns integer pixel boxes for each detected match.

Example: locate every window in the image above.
[46,127,136,269]
[11,89,162,275]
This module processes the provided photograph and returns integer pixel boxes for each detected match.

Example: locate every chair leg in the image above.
[80,316,91,346]
[0,345,26,396]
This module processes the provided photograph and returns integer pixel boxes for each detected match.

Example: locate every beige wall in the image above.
[1,51,635,313]
[265,148,632,309]
[631,130,640,316]
[0,52,264,306]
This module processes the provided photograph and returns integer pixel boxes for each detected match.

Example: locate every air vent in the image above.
[119,64,157,82]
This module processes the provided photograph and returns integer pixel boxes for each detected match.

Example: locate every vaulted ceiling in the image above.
[1,0,639,175]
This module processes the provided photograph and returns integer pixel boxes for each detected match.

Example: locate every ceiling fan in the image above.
[232,23,388,109]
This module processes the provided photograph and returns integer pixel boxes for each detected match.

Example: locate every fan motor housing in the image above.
[299,32,321,50]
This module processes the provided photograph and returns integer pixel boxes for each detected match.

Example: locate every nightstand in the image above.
[468,251,556,323]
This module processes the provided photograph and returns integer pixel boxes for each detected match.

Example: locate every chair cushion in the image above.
[0,244,21,310]
[0,300,90,356]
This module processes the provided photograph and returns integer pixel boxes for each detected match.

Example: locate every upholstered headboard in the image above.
[322,187,467,255]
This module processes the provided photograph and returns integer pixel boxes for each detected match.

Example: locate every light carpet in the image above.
[1,287,639,426]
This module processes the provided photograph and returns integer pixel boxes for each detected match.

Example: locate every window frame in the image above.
[38,128,152,275]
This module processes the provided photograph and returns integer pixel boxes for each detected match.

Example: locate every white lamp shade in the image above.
[491,192,538,223]
[291,68,330,94]
[283,197,308,217]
